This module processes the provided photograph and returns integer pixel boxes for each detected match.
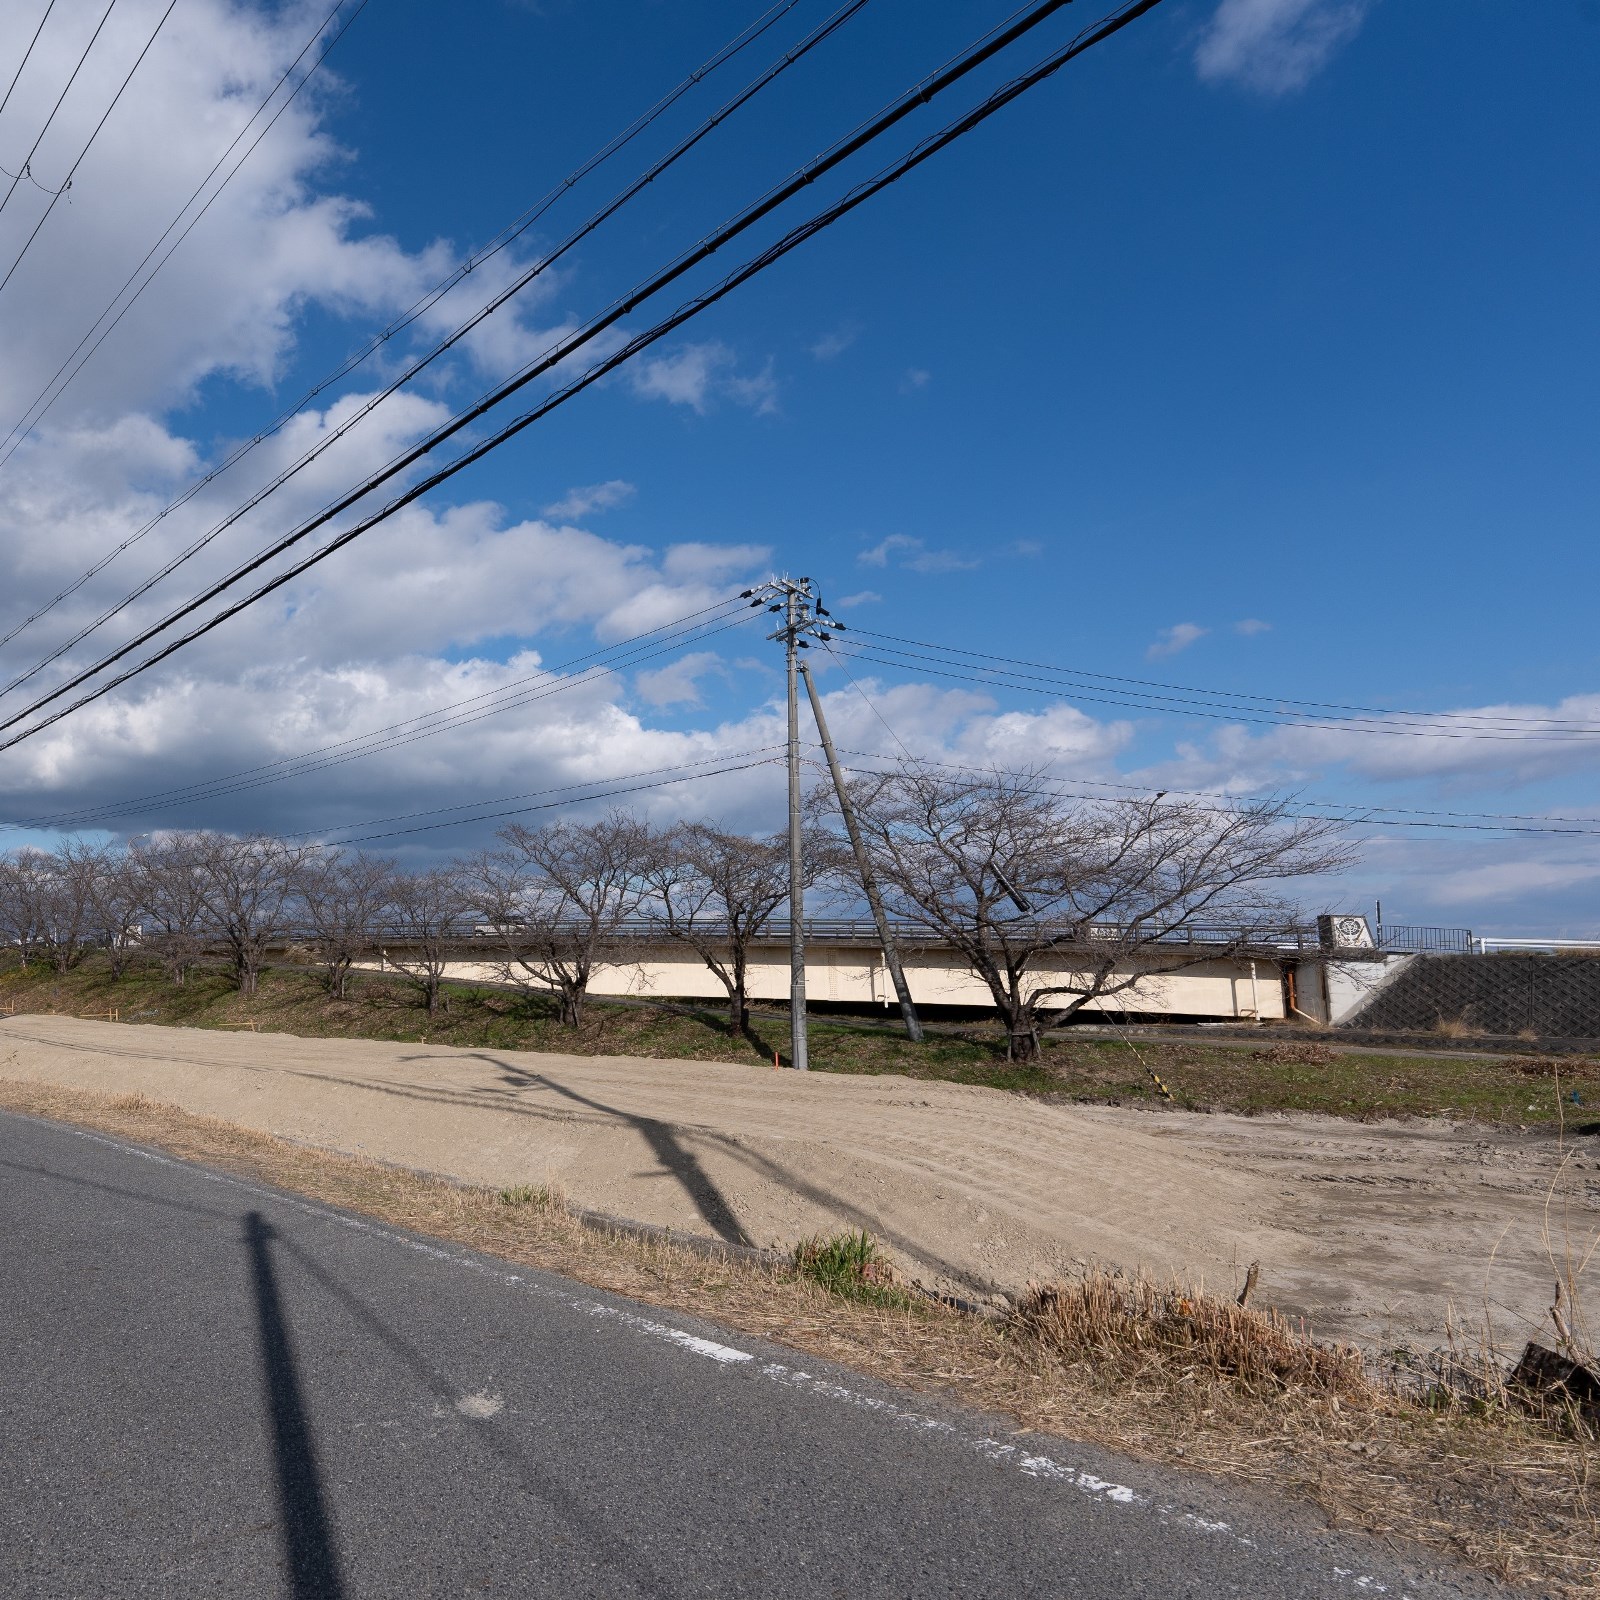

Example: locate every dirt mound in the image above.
[2,1015,1593,1354]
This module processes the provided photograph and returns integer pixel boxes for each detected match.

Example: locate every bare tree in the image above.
[295,849,394,999]
[839,766,1353,1060]
[134,834,213,986]
[385,864,471,1017]
[467,813,651,1029]
[644,821,826,1043]
[11,844,101,974]
[81,843,144,980]
[192,833,313,996]
[0,851,48,967]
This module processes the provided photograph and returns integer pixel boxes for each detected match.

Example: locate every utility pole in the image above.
[783,585,809,1071]
[744,575,821,1070]
[741,574,925,1061]
[799,660,923,1043]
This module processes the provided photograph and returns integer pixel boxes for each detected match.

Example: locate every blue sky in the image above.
[1,0,1597,932]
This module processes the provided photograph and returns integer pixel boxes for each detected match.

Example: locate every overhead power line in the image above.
[848,628,1600,733]
[827,638,1600,743]
[0,1,61,125]
[0,596,761,832]
[327,753,785,846]
[0,0,831,652]
[0,0,366,472]
[0,0,180,297]
[307,745,787,845]
[820,750,1600,838]
[0,0,1165,757]
[0,0,117,222]
[0,0,810,488]
[817,643,1600,835]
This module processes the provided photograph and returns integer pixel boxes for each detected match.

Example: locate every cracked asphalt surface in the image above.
[0,1108,1498,1598]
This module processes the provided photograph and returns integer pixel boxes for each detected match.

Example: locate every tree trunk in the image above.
[1002,1000,1040,1062]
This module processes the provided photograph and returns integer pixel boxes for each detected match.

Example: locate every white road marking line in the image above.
[20,1113,1421,1599]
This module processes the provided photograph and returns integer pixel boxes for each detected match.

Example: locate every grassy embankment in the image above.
[4,952,1597,1126]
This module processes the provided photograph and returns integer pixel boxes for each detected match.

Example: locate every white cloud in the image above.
[1147,622,1209,659]
[857,534,977,574]
[899,367,932,394]
[627,340,778,415]
[809,325,859,362]
[1011,539,1045,557]
[634,651,724,709]
[0,0,792,854]
[541,479,636,521]
[1234,618,1272,636]
[1195,0,1370,95]
[834,591,880,609]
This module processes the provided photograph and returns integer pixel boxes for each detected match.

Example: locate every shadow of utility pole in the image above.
[244,1211,345,1600]
[484,1056,755,1250]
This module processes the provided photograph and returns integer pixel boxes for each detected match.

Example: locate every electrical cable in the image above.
[0,596,760,832]
[328,753,785,845]
[2,612,759,830]
[0,0,1165,755]
[0,0,180,297]
[811,752,1600,837]
[0,0,840,655]
[304,744,787,844]
[826,640,1600,742]
[0,1,59,125]
[816,643,1600,833]
[0,0,808,486]
[0,0,364,473]
[820,751,1600,837]
[848,627,1600,733]
[838,636,1600,738]
[0,0,116,220]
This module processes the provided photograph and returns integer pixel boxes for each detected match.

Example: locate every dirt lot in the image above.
[3,1014,1595,1356]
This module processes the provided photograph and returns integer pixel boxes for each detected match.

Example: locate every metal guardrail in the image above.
[1376,924,1476,954]
[1472,936,1600,954]
[314,917,1331,951]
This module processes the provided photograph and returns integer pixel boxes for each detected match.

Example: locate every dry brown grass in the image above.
[1013,1272,1370,1398]
[1,1074,1596,1595]
[1250,1041,1338,1067]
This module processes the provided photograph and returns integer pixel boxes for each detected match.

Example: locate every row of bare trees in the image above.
[0,767,1350,1056]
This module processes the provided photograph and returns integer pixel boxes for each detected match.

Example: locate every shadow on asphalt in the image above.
[244,1211,345,1600]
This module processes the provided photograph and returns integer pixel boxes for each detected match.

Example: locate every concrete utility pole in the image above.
[743,575,821,1070]
[800,660,923,1043]
[742,574,925,1064]
[783,585,809,1071]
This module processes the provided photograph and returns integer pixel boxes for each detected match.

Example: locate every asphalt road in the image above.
[0,1109,1496,1599]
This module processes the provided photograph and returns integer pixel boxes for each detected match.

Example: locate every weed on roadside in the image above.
[497,1182,563,1211]
[792,1230,913,1309]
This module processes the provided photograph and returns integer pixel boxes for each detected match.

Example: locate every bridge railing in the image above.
[1376,924,1476,954]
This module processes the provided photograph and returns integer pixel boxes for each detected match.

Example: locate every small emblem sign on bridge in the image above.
[1317,913,1375,951]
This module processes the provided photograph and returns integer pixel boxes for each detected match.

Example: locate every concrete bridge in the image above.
[356,919,1372,1024]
